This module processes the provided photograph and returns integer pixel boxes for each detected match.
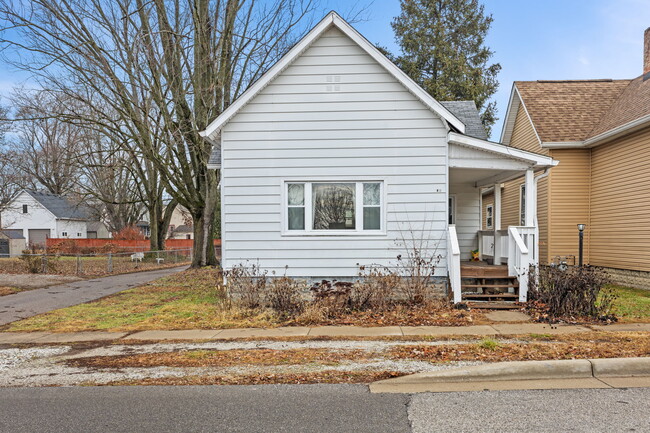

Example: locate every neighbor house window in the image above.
[77,233,82,237]
[286,181,383,233]
[61,232,68,237]
[486,205,493,229]
[22,205,28,213]
[519,184,526,226]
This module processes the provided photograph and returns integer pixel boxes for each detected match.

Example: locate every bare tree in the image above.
[0,0,317,266]
[0,105,27,228]
[10,91,81,195]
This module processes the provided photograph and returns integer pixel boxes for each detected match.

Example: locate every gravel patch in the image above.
[0,346,71,371]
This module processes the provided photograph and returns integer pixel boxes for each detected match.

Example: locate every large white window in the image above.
[285,181,383,234]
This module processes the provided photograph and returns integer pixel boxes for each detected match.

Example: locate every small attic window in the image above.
[22,205,28,213]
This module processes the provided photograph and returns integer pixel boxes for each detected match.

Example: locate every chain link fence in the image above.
[0,248,196,277]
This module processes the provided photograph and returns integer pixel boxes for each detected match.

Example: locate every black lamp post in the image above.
[577,224,586,266]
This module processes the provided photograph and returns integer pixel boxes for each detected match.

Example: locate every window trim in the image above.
[281,179,387,237]
[448,194,456,225]
[61,231,68,237]
[22,204,28,214]
[486,204,494,229]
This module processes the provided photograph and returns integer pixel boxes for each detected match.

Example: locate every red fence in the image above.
[46,238,221,252]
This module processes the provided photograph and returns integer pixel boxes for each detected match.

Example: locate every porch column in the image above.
[493,183,502,265]
[525,169,535,227]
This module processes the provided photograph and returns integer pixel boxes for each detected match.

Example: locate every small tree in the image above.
[112,226,146,241]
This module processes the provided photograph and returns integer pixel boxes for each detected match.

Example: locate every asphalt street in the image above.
[0,266,186,325]
[0,384,648,432]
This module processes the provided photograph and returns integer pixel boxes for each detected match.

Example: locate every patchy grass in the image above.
[607,286,650,322]
[0,286,22,296]
[68,348,372,369]
[390,333,650,363]
[101,370,405,386]
[2,267,485,333]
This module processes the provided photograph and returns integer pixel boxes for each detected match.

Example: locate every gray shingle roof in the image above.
[27,190,89,220]
[0,230,24,239]
[440,101,488,140]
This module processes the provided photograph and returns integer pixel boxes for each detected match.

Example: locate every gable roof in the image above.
[440,101,487,140]
[26,190,89,220]
[200,11,465,145]
[0,230,24,240]
[502,77,650,147]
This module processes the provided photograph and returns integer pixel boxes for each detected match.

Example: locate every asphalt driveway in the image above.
[0,266,186,326]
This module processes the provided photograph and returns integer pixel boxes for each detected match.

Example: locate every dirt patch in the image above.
[0,286,20,296]
[68,348,375,369]
[102,370,405,386]
[0,274,82,289]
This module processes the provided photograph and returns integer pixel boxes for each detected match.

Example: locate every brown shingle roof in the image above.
[515,80,631,142]
[589,75,650,137]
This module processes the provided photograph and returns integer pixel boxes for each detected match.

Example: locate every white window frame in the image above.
[61,231,68,237]
[281,179,386,236]
[519,184,526,226]
[486,204,493,229]
[448,195,456,225]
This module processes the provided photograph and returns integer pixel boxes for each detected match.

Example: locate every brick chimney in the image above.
[645,27,650,77]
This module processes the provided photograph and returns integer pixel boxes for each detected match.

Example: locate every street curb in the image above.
[370,357,650,393]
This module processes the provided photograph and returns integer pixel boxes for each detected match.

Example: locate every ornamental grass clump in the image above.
[528,265,615,321]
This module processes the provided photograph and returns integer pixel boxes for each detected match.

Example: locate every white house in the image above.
[201,12,557,303]
[1,190,89,246]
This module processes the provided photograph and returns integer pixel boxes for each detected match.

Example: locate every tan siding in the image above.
[537,175,549,264]
[501,179,523,227]
[510,105,547,154]
[590,128,650,271]
[482,191,494,230]
[548,149,591,263]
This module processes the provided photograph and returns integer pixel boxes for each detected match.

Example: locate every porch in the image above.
[446,132,557,305]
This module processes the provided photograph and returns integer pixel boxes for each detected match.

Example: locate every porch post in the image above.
[493,183,502,265]
[525,169,535,227]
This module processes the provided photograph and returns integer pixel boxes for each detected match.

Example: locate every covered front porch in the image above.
[446,133,557,305]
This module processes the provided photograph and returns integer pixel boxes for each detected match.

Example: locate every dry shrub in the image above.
[112,226,146,240]
[350,266,399,310]
[267,276,306,316]
[225,262,267,309]
[18,248,58,274]
[529,265,615,320]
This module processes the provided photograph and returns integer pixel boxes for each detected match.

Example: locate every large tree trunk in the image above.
[191,170,218,267]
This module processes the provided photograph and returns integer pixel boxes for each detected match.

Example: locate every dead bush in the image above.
[225,262,267,309]
[528,265,615,320]
[310,280,352,316]
[351,266,399,310]
[19,249,58,274]
[267,276,306,316]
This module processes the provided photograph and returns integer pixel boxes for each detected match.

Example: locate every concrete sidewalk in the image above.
[1,322,649,344]
[0,266,187,326]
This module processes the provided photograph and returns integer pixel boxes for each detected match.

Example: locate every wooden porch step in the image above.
[462,293,519,299]
[460,267,509,278]
[461,284,519,290]
[465,301,520,310]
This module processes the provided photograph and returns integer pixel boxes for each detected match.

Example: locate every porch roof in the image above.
[448,132,558,187]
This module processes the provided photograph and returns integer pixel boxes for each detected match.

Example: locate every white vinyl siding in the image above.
[220,27,448,277]
[450,182,480,261]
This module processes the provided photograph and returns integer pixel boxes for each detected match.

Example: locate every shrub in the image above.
[225,262,267,309]
[310,280,352,316]
[112,226,146,240]
[351,266,399,311]
[267,276,306,316]
[19,249,58,274]
[528,265,614,320]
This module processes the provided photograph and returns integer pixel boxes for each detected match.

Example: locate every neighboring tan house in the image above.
[201,12,557,304]
[483,27,650,288]
[1,190,89,246]
[86,221,112,239]
[167,205,193,240]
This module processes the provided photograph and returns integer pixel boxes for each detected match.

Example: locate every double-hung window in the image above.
[285,181,383,233]
[486,205,493,229]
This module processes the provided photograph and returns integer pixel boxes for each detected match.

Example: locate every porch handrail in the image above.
[507,227,529,302]
[448,225,461,303]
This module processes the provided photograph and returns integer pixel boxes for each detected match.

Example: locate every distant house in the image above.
[167,205,193,240]
[0,230,26,257]
[483,27,650,288]
[200,12,557,304]
[86,221,111,239]
[1,190,89,246]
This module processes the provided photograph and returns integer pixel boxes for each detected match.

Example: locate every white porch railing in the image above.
[477,230,508,263]
[447,225,461,303]
[507,226,535,302]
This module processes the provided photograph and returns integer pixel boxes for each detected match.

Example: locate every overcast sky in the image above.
[1,0,649,139]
